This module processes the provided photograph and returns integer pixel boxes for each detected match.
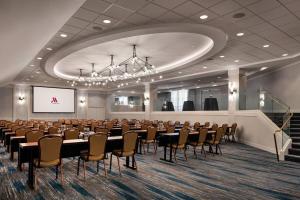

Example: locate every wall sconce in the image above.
[79,97,86,106]
[259,93,265,107]
[230,88,238,95]
[144,97,150,106]
[18,95,25,104]
[129,101,134,108]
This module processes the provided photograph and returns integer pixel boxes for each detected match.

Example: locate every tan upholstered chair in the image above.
[174,121,180,126]
[221,123,228,142]
[110,132,138,175]
[25,131,44,143]
[193,122,201,130]
[34,135,63,190]
[228,123,237,142]
[211,123,218,131]
[122,124,130,134]
[64,129,79,140]
[106,122,113,130]
[39,124,46,131]
[183,121,190,127]
[172,128,189,162]
[15,128,30,136]
[94,127,109,135]
[207,127,224,155]
[77,134,108,179]
[48,126,59,135]
[204,122,210,128]
[141,126,157,154]
[166,126,175,133]
[188,128,208,158]
[141,124,148,130]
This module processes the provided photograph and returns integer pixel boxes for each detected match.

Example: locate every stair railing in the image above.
[259,88,293,162]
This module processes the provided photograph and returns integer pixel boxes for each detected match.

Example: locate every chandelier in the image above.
[68,45,157,87]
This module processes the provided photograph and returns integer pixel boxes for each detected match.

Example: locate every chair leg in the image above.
[34,168,38,191]
[218,144,223,155]
[184,148,188,161]
[109,153,113,171]
[60,163,64,185]
[142,143,146,154]
[77,157,80,176]
[56,165,58,179]
[202,145,206,158]
[83,160,86,180]
[97,161,99,173]
[116,156,121,176]
[147,143,149,152]
[133,154,138,171]
[103,159,107,177]
[174,149,177,162]
[153,142,157,154]
[193,146,197,158]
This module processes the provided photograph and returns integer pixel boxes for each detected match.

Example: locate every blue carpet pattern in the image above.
[0,143,300,200]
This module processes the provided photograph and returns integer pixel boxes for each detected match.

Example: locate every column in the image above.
[228,69,239,113]
[77,89,88,119]
[144,82,151,120]
[13,84,30,120]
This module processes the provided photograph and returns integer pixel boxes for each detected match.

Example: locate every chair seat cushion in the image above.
[34,159,60,168]
[142,139,154,143]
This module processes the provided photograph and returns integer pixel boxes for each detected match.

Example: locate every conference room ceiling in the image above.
[14,0,300,90]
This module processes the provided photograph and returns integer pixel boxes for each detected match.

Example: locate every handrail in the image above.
[274,112,293,162]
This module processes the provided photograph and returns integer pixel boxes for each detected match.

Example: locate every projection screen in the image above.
[32,86,75,113]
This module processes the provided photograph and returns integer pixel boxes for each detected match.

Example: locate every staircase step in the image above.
[292,143,300,149]
[290,128,300,133]
[290,133,300,138]
[285,154,300,163]
[291,137,300,143]
[291,124,300,128]
[288,148,300,155]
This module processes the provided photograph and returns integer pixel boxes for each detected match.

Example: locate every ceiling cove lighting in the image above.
[263,44,270,48]
[37,57,42,60]
[236,32,244,36]
[103,19,111,24]
[260,67,268,71]
[60,33,68,38]
[203,66,207,69]
[234,60,239,63]
[200,15,208,20]
[219,55,225,58]
[46,47,53,51]
[282,53,288,57]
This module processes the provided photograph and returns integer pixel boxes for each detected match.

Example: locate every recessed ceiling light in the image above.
[260,67,268,71]
[30,64,35,67]
[60,33,68,38]
[200,15,208,20]
[35,71,41,74]
[159,75,163,79]
[44,80,48,82]
[126,83,128,85]
[236,32,244,37]
[37,57,42,60]
[103,19,111,24]
[196,86,200,88]
[26,78,30,81]
[263,44,270,48]
[234,60,239,63]
[212,84,217,87]
[282,53,288,57]
[30,75,34,78]
[151,78,154,82]
[217,76,221,79]
[198,79,201,81]
[178,71,182,74]
[203,66,207,69]
[219,55,225,58]
[46,47,53,51]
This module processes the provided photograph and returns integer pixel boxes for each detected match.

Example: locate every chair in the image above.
[172,128,189,162]
[77,134,108,179]
[207,127,224,155]
[141,124,148,130]
[228,123,237,142]
[166,126,175,133]
[64,129,79,140]
[183,121,190,127]
[34,135,63,190]
[211,124,218,131]
[188,129,208,158]
[25,131,44,143]
[141,126,157,154]
[15,128,30,136]
[204,122,210,128]
[193,122,201,130]
[122,124,130,134]
[106,122,113,130]
[110,132,138,175]
[94,127,109,135]
[221,124,228,142]
[48,126,59,135]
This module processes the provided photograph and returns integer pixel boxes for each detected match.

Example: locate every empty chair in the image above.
[193,122,201,130]
[167,126,175,133]
[15,128,30,136]
[34,135,63,190]
[122,124,130,134]
[110,132,138,175]
[39,124,46,131]
[77,134,108,179]
[228,123,237,142]
[48,126,59,135]
[94,127,109,135]
[207,127,224,155]
[183,121,190,127]
[106,122,113,130]
[64,129,79,140]
[174,121,180,126]
[188,129,208,158]
[64,119,71,125]
[141,126,157,154]
[221,124,228,141]
[211,124,218,131]
[26,131,44,143]
[172,128,189,162]
[204,122,210,128]
[141,124,148,130]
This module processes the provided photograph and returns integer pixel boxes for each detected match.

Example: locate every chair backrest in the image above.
[106,122,113,130]
[53,122,62,128]
[147,126,157,141]
[204,122,210,127]
[15,128,30,136]
[194,122,200,130]
[183,121,190,127]
[231,123,237,134]
[38,135,63,165]
[222,124,228,136]
[64,129,79,140]
[39,124,46,131]
[58,119,65,124]
[122,132,138,153]
[178,128,189,146]
[65,119,71,125]
[122,124,130,133]
[94,127,109,135]
[167,126,175,133]
[211,124,218,131]
[214,127,224,144]
[48,126,59,135]
[141,124,148,130]
[88,133,107,158]
[26,131,44,143]
[198,128,208,145]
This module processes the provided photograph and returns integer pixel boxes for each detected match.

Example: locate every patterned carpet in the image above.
[0,142,300,200]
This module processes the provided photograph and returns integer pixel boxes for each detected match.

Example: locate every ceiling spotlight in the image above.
[217,76,221,79]
[196,86,200,88]
[200,15,208,20]
[46,47,53,51]
[30,64,35,67]
[44,80,48,83]
[159,75,163,79]
[103,19,111,24]
[203,66,207,69]
[236,32,244,37]
[282,53,288,57]
[212,84,217,87]
[219,55,225,58]
[178,71,182,74]
[151,78,154,82]
[60,33,68,38]
[260,67,268,71]
[234,60,239,63]
[35,71,41,74]
[263,44,270,48]
[37,57,42,60]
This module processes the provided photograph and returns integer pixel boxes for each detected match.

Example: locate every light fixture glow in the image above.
[234,60,239,63]
[263,44,270,48]
[200,15,208,20]
[282,53,288,57]
[236,32,244,36]
[203,66,207,69]
[103,19,111,24]
[37,57,42,60]
[159,75,163,79]
[219,55,225,58]
[178,71,182,74]
[46,47,53,51]
[60,33,68,38]
[260,67,268,71]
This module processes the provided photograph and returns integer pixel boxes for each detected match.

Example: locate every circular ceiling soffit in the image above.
[44,23,228,80]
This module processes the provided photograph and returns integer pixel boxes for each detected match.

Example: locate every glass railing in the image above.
[259,88,292,161]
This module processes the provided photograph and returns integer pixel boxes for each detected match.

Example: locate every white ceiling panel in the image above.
[173,1,204,17]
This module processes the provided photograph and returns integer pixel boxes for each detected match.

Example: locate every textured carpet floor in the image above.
[0,142,300,200]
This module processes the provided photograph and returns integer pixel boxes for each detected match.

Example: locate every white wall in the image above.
[247,61,300,112]
[0,87,13,120]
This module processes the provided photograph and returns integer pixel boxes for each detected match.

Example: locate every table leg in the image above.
[138,138,142,154]
[169,145,173,162]
[10,149,14,160]
[123,156,137,170]
[27,151,34,189]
